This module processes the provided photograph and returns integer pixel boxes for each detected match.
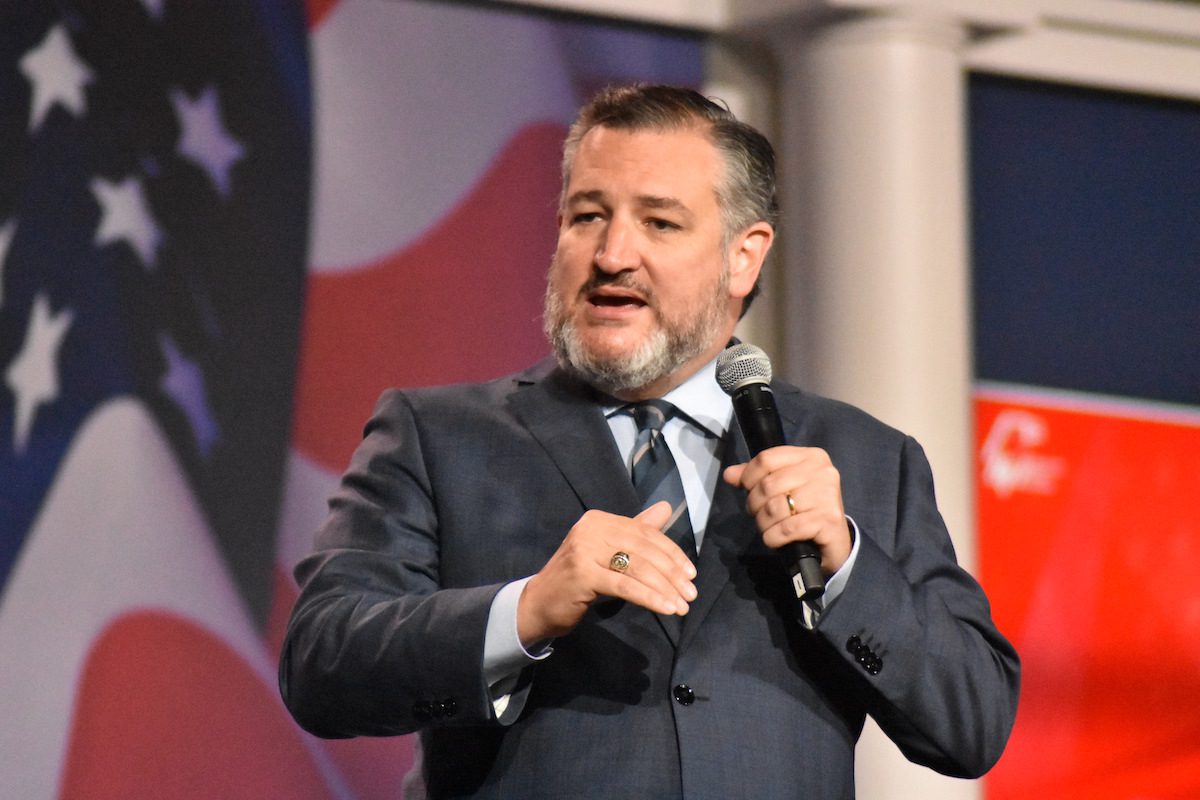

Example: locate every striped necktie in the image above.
[628,400,698,562]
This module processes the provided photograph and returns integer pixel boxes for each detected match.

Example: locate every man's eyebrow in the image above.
[637,195,690,214]
[563,190,694,219]
[564,189,605,206]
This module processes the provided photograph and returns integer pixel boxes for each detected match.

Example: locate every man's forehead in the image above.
[579,121,714,152]
[566,126,721,202]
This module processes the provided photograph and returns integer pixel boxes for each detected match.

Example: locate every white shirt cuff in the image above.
[483,577,552,723]
[800,515,861,628]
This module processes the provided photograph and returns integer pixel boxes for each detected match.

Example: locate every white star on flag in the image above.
[5,293,74,454]
[170,87,246,198]
[18,24,94,133]
[159,333,219,457]
[90,175,164,269]
[0,219,15,310]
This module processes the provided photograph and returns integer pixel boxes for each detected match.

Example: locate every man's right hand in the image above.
[516,501,698,646]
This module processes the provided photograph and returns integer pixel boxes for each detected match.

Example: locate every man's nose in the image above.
[594,219,639,273]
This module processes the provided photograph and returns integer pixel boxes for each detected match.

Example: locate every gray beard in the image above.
[542,268,728,396]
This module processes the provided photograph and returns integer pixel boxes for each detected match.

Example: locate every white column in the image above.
[774,10,979,800]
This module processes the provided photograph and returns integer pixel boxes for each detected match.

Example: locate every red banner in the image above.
[977,387,1200,799]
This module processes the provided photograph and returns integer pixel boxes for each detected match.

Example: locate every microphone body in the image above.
[717,345,826,602]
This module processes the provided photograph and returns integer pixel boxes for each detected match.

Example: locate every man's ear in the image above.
[727,222,774,300]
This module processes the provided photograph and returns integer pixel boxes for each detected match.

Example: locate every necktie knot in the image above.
[629,399,675,434]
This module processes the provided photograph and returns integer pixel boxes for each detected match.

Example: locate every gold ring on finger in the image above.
[785,494,798,516]
[609,551,631,573]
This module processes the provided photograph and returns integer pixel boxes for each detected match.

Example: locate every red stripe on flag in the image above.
[60,611,333,800]
[293,122,563,472]
[306,0,340,29]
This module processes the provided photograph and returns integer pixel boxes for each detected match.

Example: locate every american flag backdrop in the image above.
[0,1,701,796]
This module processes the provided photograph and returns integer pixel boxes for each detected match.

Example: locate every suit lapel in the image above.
[772,381,807,441]
[507,367,640,520]
[678,380,809,651]
[676,431,750,649]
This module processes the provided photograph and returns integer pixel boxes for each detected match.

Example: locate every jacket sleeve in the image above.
[278,389,503,738]
[816,434,1021,778]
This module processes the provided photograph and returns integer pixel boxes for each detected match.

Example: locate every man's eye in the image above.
[572,212,601,224]
[649,218,679,232]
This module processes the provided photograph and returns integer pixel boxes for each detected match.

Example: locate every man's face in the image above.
[544,125,755,399]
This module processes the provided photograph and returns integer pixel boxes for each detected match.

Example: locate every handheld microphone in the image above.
[716,343,826,602]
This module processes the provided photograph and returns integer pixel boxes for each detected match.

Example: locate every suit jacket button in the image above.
[441,697,457,718]
[673,684,695,706]
[413,701,433,722]
[846,635,863,654]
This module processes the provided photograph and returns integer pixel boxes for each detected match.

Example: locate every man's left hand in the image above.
[723,446,852,576]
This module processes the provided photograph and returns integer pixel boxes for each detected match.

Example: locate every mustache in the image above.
[576,270,656,304]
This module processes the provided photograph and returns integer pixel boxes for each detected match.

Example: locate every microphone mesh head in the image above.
[716,343,772,394]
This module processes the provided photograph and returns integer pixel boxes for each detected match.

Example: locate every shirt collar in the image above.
[601,355,732,439]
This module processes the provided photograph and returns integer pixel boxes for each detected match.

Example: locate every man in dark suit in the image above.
[279,85,1019,798]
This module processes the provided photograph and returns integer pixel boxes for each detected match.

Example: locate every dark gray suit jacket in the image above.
[279,360,1019,799]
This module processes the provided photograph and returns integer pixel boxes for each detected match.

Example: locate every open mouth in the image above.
[587,289,647,310]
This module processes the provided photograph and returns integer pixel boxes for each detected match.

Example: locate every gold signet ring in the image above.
[609,551,631,573]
